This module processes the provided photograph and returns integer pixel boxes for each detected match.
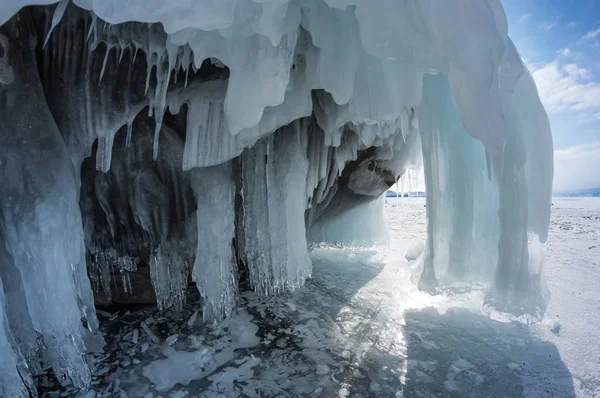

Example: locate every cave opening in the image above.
[0,1,555,395]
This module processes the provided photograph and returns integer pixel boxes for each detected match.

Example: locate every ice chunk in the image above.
[140,321,160,344]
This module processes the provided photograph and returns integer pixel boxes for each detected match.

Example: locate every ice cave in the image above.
[0,0,557,396]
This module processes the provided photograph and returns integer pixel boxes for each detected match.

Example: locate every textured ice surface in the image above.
[40,198,595,397]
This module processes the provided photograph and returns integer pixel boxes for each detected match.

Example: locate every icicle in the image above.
[153,121,161,160]
[96,133,115,172]
[118,46,125,64]
[126,121,133,147]
[180,81,244,170]
[98,45,111,84]
[43,0,69,49]
[132,45,139,65]
[86,14,96,41]
[148,247,189,311]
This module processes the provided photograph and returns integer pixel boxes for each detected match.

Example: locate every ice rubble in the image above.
[0,0,553,393]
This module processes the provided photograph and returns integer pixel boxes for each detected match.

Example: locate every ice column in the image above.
[487,67,553,318]
[0,18,97,387]
[191,163,238,323]
[240,120,312,296]
[417,73,498,291]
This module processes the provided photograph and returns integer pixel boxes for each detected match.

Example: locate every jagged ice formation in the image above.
[0,0,553,394]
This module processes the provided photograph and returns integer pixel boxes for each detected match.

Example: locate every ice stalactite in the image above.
[0,14,97,388]
[81,116,196,310]
[239,120,312,296]
[40,5,150,171]
[191,163,238,323]
[167,80,245,171]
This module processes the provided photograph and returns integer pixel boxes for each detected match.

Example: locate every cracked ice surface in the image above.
[35,198,597,397]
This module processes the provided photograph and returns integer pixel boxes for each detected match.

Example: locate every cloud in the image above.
[554,143,600,191]
[531,61,600,113]
[567,21,578,28]
[583,27,600,40]
[556,48,572,57]
[519,13,531,24]
[540,21,556,31]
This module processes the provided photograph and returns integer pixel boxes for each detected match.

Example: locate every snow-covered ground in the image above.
[42,197,599,397]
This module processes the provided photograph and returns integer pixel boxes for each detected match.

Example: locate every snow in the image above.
[405,241,425,262]
[141,310,260,391]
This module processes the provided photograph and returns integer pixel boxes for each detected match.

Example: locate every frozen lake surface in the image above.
[43,197,600,397]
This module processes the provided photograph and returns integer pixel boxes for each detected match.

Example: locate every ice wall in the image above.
[0,0,554,392]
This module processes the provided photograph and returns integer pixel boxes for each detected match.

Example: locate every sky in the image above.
[502,0,600,192]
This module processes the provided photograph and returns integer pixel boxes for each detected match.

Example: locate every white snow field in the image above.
[34,197,598,397]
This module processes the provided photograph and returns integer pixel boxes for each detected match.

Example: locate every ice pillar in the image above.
[418,73,496,291]
[239,119,312,296]
[191,163,238,323]
[486,68,553,317]
[0,13,97,388]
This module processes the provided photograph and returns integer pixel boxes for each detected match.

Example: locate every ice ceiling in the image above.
[0,0,553,395]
